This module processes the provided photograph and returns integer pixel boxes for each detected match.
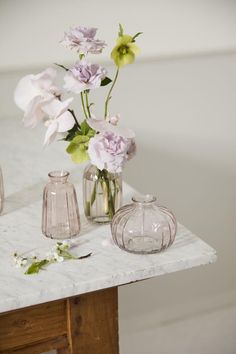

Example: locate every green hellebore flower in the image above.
[66,124,95,164]
[111,34,140,68]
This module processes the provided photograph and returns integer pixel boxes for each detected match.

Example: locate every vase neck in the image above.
[48,170,69,183]
[132,194,156,206]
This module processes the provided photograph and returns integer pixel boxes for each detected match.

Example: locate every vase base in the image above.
[42,225,80,240]
[118,236,170,254]
[86,215,112,224]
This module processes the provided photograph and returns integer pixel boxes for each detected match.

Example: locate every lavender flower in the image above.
[88,131,132,173]
[61,26,106,55]
[64,59,107,94]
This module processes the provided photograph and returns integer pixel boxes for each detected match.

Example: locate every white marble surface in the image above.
[0,116,216,313]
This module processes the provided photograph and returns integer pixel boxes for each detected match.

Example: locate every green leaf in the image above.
[80,120,95,137]
[25,260,49,275]
[85,201,91,216]
[101,77,112,86]
[60,250,77,260]
[80,120,90,135]
[87,129,95,138]
[54,63,69,71]
[118,23,124,37]
[64,125,79,141]
[132,32,143,42]
[66,125,95,164]
[60,250,92,260]
[90,182,97,206]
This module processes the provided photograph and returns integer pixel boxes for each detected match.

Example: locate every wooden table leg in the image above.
[57,347,71,354]
[66,287,119,354]
[0,287,119,354]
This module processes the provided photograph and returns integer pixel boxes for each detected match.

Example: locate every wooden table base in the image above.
[0,287,119,354]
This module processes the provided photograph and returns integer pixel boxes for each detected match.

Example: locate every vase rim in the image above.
[48,170,69,180]
[132,194,156,204]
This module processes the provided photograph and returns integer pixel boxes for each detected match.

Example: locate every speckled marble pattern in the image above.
[0,116,216,313]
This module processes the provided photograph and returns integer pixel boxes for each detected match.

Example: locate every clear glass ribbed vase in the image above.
[0,167,4,214]
[42,171,80,239]
[83,164,122,224]
[111,194,177,254]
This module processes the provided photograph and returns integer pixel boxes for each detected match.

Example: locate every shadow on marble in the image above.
[1,169,83,216]
[2,180,45,215]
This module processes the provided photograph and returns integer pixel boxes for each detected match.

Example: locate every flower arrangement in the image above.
[14,24,141,222]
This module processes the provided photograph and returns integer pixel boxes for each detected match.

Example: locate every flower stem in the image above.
[85,90,91,117]
[100,170,115,218]
[90,181,97,206]
[80,92,88,119]
[104,68,119,118]
[68,109,80,129]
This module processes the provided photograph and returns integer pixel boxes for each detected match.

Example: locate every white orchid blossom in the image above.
[43,97,75,146]
[14,68,60,128]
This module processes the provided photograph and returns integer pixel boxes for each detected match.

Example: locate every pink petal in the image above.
[58,97,74,116]
[87,118,135,139]
[44,121,58,146]
[57,110,75,132]
[42,97,73,118]
[32,68,57,91]
[113,126,135,139]
[87,118,110,131]
[23,96,45,128]
[41,99,63,118]
[14,75,39,111]
[109,114,120,125]
[63,72,86,94]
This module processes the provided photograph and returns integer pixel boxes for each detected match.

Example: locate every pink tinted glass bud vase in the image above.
[0,167,4,214]
[111,194,177,254]
[42,171,80,240]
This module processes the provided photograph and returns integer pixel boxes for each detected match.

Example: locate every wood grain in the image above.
[57,346,71,354]
[0,287,119,354]
[0,300,67,351]
[67,287,119,354]
[3,335,69,354]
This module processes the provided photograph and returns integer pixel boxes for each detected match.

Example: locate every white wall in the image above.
[1,1,236,353]
[1,0,236,71]
[119,54,236,354]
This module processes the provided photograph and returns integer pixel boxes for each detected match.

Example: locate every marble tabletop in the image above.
[0,116,217,313]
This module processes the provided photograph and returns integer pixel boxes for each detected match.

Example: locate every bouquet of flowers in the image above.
[14,24,141,223]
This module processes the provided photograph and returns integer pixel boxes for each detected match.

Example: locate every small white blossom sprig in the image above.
[13,241,92,275]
